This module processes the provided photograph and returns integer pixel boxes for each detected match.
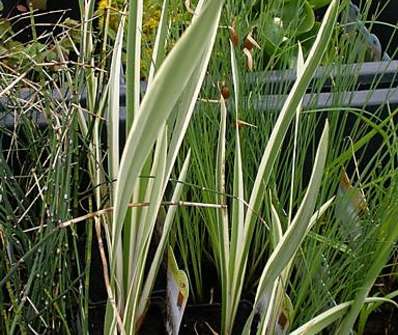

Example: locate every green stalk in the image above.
[336,204,398,334]
[126,0,143,130]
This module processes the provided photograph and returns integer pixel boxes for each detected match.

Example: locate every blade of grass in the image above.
[254,120,329,334]
[112,0,224,244]
[336,204,398,335]
[126,0,143,129]
[289,297,398,335]
[137,150,191,320]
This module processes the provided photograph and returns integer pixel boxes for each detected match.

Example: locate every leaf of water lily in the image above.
[282,1,315,35]
[260,14,285,56]
[298,22,321,52]
[308,0,332,10]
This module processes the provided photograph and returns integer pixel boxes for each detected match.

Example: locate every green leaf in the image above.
[282,1,315,34]
[254,120,329,334]
[123,128,168,334]
[126,0,143,129]
[108,16,126,184]
[147,0,169,85]
[137,151,191,320]
[308,0,332,10]
[336,204,398,335]
[244,0,338,241]
[289,297,398,335]
[112,0,224,252]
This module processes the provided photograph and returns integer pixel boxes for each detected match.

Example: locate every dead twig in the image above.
[59,201,227,229]
[94,217,126,335]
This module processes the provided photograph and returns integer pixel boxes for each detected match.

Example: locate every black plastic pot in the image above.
[138,300,253,335]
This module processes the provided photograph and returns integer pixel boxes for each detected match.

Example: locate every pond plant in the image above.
[0,0,398,334]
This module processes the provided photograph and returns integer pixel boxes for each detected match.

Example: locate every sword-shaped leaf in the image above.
[253,120,329,334]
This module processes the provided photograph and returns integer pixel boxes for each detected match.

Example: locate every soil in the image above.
[89,300,398,334]
[364,309,398,334]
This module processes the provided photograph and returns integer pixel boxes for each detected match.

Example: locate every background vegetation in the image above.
[0,0,397,334]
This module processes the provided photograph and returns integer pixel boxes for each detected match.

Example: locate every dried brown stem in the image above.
[94,217,126,335]
[59,201,227,229]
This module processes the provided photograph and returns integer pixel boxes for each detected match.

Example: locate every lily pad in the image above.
[281,0,315,35]
[298,21,321,51]
[308,0,332,10]
[260,14,286,56]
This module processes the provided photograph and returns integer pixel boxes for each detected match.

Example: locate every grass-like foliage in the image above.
[1,0,398,334]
